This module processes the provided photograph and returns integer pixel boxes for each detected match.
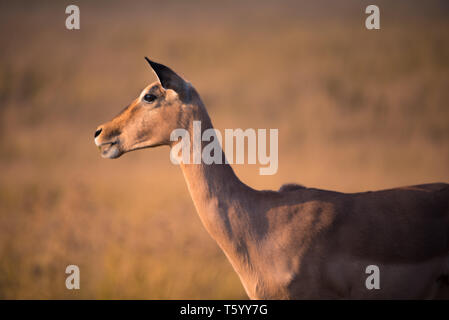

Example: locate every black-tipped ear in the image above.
[145,57,189,100]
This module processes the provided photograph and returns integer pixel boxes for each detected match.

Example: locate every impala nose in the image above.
[94,128,102,138]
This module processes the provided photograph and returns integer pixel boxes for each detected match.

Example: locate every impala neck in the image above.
[176,106,253,252]
[174,103,259,296]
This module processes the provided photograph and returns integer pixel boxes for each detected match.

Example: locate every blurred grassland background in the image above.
[0,0,448,299]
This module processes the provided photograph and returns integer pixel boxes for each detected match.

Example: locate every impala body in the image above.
[94,58,449,299]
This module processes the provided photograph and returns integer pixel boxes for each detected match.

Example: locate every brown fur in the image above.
[95,59,449,299]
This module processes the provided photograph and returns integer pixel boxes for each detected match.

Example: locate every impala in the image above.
[94,58,449,299]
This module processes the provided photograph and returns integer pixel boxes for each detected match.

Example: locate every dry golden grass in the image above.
[0,0,448,299]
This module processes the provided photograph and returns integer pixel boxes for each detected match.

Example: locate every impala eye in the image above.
[143,94,157,103]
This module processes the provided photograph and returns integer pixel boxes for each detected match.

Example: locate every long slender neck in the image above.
[177,108,252,244]
[172,101,261,297]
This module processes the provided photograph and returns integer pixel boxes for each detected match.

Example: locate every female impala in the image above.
[94,58,449,299]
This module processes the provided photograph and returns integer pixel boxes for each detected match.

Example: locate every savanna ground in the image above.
[0,0,448,299]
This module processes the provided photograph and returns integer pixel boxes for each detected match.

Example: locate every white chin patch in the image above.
[100,144,121,159]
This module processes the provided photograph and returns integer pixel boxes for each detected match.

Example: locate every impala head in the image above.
[94,58,201,159]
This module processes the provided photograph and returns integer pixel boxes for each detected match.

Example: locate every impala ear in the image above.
[145,57,190,101]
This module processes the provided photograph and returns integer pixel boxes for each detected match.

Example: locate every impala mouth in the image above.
[98,141,121,159]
